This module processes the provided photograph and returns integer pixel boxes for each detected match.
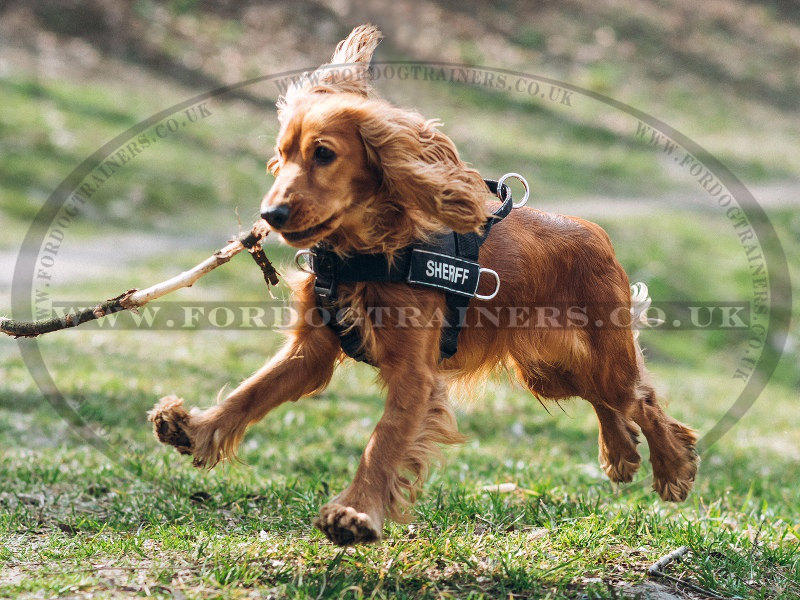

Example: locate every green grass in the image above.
[1,50,796,229]
[1,337,799,598]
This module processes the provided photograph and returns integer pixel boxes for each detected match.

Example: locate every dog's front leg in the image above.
[314,366,435,545]
[149,320,341,468]
[314,313,451,545]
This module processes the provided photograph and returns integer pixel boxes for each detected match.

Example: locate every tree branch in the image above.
[0,221,278,338]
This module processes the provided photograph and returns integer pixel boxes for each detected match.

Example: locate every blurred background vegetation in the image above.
[2,0,799,219]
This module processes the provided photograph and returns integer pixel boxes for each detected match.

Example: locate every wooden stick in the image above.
[647,546,689,575]
[647,546,728,599]
[0,221,276,338]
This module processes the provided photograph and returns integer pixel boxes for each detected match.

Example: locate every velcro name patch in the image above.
[407,249,481,297]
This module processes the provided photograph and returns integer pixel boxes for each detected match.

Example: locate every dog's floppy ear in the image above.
[276,24,382,127]
[326,24,383,95]
[357,104,488,233]
[310,23,383,97]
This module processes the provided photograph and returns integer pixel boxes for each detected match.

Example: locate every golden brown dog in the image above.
[150,25,698,546]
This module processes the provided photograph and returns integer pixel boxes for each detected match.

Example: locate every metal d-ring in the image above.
[496,172,530,209]
[475,267,500,301]
[294,249,314,274]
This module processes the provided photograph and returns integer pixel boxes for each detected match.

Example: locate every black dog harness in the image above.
[301,176,526,365]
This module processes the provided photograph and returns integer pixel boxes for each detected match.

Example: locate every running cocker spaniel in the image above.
[149,25,698,546]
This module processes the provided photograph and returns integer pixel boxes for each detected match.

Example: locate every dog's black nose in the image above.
[261,204,291,229]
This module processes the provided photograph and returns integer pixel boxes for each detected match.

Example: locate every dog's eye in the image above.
[313,146,336,165]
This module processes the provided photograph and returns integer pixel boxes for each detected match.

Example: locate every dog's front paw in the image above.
[148,395,193,456]
[148,397,242,469]
[313,503,382,546]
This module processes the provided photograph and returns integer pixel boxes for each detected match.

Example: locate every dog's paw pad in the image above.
[147,395,193,455]
[313,503,381,546]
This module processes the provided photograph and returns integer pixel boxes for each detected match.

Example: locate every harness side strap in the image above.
[438,179,512,360]
[483,179,513,231]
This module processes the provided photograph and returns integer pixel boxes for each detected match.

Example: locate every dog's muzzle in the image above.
[261,204,291,230]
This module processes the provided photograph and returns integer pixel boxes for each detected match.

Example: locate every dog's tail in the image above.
[277,25,383,122]
[630,282,660,341]
[630,281,659,384]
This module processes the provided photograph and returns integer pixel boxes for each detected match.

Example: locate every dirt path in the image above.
[0,229,226,309]
[533,180,800,217]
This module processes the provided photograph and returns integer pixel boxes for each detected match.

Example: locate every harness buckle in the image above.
[497,172,530,209]
[475,267,501,301]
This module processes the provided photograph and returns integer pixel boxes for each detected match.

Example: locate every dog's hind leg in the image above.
[587,332,697,500]
[592,402,642,483]
[629,380,698,501]
[512,356,642,484]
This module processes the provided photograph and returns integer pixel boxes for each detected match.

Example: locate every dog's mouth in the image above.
[280,213,341,246]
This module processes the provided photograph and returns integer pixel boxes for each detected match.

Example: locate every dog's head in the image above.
[261,26,489,254]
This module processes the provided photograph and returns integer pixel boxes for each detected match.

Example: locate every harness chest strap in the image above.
[308,177,521,365]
